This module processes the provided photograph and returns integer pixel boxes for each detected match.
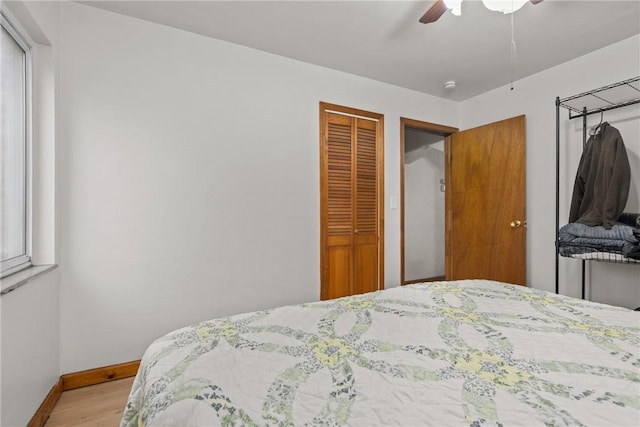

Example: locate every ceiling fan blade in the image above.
[530,0,544,4]
[419,0,448,24]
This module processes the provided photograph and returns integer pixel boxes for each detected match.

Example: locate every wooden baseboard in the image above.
[27,377,63,427]
[402,276,446,285]
[62,360,140,391]
[28,360,140,427]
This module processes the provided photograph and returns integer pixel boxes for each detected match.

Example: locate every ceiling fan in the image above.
[419,0,543,24]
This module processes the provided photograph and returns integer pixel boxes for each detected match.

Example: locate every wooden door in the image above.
[353,119,379,295]
[446,115,526,285]
[320,103,384,300]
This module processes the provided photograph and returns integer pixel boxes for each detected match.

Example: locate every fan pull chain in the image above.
[510,6,517,90]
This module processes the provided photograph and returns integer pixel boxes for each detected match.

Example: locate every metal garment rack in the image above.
[555,76,640,297]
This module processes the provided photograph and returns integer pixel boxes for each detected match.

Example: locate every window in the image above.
[1,12,32,277]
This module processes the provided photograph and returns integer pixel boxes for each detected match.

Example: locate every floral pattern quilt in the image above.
[121,280,639,426]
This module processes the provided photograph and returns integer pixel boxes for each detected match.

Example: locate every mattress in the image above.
[121,280,639,426]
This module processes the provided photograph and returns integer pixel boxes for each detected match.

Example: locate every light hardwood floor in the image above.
[44,377,134,427]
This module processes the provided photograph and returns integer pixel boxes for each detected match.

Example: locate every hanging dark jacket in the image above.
[569,122,631,229]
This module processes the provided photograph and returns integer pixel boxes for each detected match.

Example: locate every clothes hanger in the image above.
[589,111,604,136]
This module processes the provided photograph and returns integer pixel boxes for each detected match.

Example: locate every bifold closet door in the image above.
[324,113,354,300]
[353,119,378,296]
[320,106,383,300]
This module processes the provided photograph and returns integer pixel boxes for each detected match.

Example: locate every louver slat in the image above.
[327,122,353,236]
[356,126,377,234]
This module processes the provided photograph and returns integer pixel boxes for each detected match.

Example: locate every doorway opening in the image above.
[400,118,457,285]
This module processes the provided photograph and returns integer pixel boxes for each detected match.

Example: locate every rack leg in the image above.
[581,109,587,301]
[555,97,560,295]
[581,260,586,300]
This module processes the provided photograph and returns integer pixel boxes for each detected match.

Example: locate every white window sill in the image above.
[0,264,57,296]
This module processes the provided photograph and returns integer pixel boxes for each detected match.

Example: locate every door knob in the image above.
[354,230,359,234]
[510,220,522,228]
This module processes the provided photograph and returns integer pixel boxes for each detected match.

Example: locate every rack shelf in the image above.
[555,76,640,297]
[559,77,640,119]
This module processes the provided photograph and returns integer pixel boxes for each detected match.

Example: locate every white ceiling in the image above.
[80,0,640,101]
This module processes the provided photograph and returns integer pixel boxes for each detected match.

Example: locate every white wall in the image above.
[0,1,60,426]
[57,2,458,373]
[1,270,60,427]
[0,1,636,423]
[460,35,640,308]
[404,132,445,280]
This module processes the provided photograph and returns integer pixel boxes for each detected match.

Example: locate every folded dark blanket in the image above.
[632,214,640,242]
[624,246,640,260]
[558,217,640,260]
[558,222,638,244]
[617,212,640,227]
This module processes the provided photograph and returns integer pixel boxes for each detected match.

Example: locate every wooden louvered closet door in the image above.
[320,103,384,300]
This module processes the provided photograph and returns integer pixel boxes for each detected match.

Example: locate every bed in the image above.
[121,280,639,426]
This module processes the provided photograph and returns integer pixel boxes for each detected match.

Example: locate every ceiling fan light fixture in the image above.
[419,0,541,24]
[482,0,529,14]
[443,0,463,16]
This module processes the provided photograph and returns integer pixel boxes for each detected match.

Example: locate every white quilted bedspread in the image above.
[121,280,640,426]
